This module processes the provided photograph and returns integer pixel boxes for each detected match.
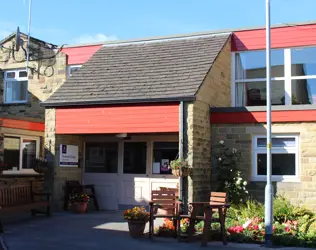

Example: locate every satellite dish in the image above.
[15,27,21,51]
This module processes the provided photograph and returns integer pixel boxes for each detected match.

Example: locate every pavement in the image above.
[0,211,310,250]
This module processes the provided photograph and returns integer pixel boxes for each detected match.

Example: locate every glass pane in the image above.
[22,139,37,169]
[6,72,15,78]
[257,153,296,176]
[5,81,28,102]
[19,71,27,78]
[236,81,285,106]
[257,137,296,147]
[292,79,316,104]
[291,47,316,77]
[153,142,178,174]
[123,142,146,174]
[4,136,20,170]
[85,142,118,173]
[69,66,81,76]
[235,50,284,80]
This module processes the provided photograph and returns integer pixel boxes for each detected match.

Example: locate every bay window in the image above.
[3,135,40,172]
[233,47,316,106]
[252,135,299,181]
[4,69,28,104]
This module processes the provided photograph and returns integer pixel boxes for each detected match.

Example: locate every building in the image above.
[0,32,101,187]
[3,20,316,211]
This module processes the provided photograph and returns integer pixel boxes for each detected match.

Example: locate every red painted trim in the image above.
[232,23,316,51]
[56,103,179,134]
[0,118,44,132]
[211,110,316,124]
[61,45,102,65]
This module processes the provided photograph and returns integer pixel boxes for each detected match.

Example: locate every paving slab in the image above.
[0,211,310,250]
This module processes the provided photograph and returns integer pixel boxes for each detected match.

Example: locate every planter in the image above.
[72,202,88,213]
[33,165,49,174]
[172,168,192,177]
[128,220,146,238]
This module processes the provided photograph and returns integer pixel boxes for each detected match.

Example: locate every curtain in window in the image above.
[5,81,27,102]
[235,54,247,106]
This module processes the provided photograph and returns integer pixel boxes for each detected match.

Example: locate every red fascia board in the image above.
[0,118,44,132]
[232,23,316,51]
[211,110,316,124]
[56,103,179,134]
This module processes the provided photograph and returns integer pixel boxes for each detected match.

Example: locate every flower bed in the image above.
[155,197,316,248]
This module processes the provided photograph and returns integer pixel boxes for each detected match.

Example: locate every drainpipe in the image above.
[179,101,184,202]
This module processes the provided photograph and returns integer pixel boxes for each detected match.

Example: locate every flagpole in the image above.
[265,0,273,247]
[26,0,32,71]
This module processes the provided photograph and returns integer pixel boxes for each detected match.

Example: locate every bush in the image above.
[273,196,295,223]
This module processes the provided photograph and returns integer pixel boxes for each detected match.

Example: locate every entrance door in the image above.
[83,142,119,210]
[119,142,150,208]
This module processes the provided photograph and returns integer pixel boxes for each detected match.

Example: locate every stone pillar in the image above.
[183,100,211,204]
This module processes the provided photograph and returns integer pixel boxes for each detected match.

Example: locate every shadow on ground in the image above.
[1,211,307,250]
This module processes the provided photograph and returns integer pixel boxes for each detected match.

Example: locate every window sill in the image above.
[1,102,31,107]
[211,105,316,113]
[2,169,41,176]
[251,177,300,183]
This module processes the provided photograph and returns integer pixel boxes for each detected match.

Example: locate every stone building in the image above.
[3,20,316,212]
[0,32,101,188]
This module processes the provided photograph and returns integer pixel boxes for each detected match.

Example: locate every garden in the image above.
[124,141,316,248]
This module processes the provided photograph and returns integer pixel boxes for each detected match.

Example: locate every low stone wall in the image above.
[211,122,316,211]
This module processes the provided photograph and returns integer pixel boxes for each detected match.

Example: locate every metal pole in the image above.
[26,0,32,71]
[179,101,184,201]
[265,0,273,247]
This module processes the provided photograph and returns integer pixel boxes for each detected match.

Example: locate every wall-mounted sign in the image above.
[59,144,78,167]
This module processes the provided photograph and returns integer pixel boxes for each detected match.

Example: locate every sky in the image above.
[0,0,316,45]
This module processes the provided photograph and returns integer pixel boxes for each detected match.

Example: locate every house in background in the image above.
[0,32,101,188]
[42,33,231,210]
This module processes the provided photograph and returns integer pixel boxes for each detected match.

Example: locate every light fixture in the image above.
[116,133,128,138]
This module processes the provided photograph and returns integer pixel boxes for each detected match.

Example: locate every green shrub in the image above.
[273,196,295,223]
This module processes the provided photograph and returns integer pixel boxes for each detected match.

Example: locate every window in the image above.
[233,47,316,106]
[252,135,299,181]
[85,142,118,173]
[123,142,147,174]
[68,65,82,77]
[4,69,28,104]
[3,135,39,171]
[152,142,178,174]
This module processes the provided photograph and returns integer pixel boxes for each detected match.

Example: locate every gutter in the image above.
[41,96,196,108]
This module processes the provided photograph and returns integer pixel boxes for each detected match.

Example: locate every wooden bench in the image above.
[0,181,51,233]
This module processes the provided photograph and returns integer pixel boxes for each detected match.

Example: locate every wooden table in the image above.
[188,202,230,247]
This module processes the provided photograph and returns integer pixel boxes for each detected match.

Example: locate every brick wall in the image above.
[211,122,316,211]
[0,34,67,120]
[184,39,231,203]
[45,108,83,211]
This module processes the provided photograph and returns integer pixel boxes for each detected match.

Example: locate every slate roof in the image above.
[44,33,230,106]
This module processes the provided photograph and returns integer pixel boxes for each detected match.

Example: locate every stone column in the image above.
[183,101,211,204]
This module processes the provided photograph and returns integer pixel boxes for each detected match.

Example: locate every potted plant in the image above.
[169,158,192,177]
[124,206,150,238]
[33,157,48,174]
[70,192,90,213]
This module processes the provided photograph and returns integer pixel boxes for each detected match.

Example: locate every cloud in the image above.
[74,33,118,44]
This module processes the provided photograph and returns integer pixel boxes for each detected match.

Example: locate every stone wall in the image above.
[184,39,231,203]
[45,108,83,211]
[0,34,67,120]
[211,122,316,211]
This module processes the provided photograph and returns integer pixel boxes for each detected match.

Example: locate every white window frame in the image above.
[252,134,299,182]
[67,65,82,77]
[3,134,40,174]
[4,69,28,104]
[232,46,316,107]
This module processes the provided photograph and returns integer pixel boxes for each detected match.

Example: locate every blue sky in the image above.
[1,0,316,45]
